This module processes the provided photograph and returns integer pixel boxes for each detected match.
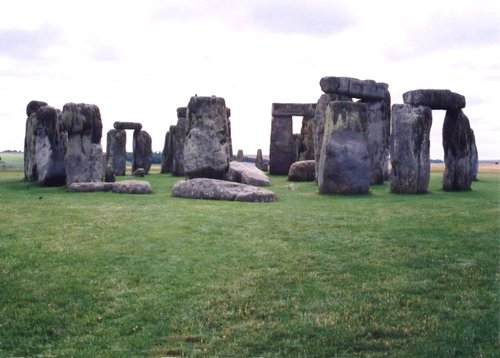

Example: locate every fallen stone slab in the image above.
[320,76,389,100]
[68,182,114,192]
[113,121,142,131]
[172,178,277,202]
[402,89,465,110]
[226,161,271,186]
[288,160,315,181]
[112,180,152,194]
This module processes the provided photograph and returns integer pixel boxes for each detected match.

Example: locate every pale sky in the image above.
[1,0,499,159]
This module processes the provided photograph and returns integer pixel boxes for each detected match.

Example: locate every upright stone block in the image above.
[24,100,48,182]
[269,115,294,175]
[298,116,315,161]
[390,104,432,194]
[34,106,67,186]
[183,96,231,179]
[62,103,105,185]
[255,149,265,171]
[106,129,126,176]
[442,109,473,191]
[470,129,479,181]
[161,130,173,173]
[172,107,188,176]
[318,101,370,195]
[313,93,351,179]
[132,130,152,174]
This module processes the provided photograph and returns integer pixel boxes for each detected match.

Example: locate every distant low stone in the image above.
[112,180,152,194]
[403,89,465,110]
[113,121,142,131]
[67,182,114,192]
[105,164,116,182]
[320,76,389,100]
[288,160,315,182]
[226,161,271,186]
[172,178,277,202]
[132,168,146,177]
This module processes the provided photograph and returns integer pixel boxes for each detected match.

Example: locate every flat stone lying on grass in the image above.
[68,180,152,194]
[172,178,277,202]
[226,161,271,186]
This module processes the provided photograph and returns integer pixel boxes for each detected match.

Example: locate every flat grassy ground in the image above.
[0,162,498,357]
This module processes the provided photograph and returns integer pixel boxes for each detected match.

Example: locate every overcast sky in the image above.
[1,0,499,159]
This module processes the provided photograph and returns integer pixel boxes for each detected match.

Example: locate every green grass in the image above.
[0,152,24,170]
[0,167,499,357]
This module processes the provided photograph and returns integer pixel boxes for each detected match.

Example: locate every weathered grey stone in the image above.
[313,93,352,180]
[104,164,116,182]
[132,130,152,174]
[442,109,473,191]
[161,130,173,174]
[360,97,391,184]
[288,160,315,182]
[470,130,479,181]
[183,96,231,179]
[183,128,229,179]
[226,161,271,186]
[34,106,67,186]
[236,149,244,161]
[132,168,146,177]
[403,89,465,110]
[172,178,277,202]
[390,104,433,194]
[106,129,126,176]
[171,115,187,176]
[67,182,114,192]
[24,100,48,182]
[255,149,265,171]
[271,103,316,117]
[113,121,142,131]
[320,76,388,100]
[112,180,152,194]
[318,101,370,195]
[298,116,315,161]
[62,103,105,185]
[269,115,294,175]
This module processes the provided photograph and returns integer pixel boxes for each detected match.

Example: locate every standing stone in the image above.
[172,108,187,176]
[470,129,479,181]
[236,149,244,161]
[227,108,233,160]
[318,101,370,195]
[183,96,231,179]
[269,115,294,175]
[313,93,351,179]
[24,100,48,182]
[132,130,152,174]
[298,116,315,161]
[390,104,433,194]
[62,103,105,185]
[442,109,473,191]
[34,106,67,186]
[361,96,391,184]
[161,130,173,173]
[106,129,126,176]
[255,149,265,171]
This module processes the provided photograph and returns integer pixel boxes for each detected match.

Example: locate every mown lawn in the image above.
[0,167,498,357]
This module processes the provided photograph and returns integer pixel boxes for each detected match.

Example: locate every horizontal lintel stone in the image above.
[272,103,317,117]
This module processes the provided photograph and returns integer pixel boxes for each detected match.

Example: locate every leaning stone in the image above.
[442,109,473,191]
[288,160,315,182]
[112,180,152,194]
[390,104,432,194]
[132,168,146,177]
[320,76,389,100]
[403,89,465,110]
[172,178,277,202]
[113,121,142,131]
[318,101,370,194]
[226,161,271,186]
[67,182,114,192]
[470,130,479,181]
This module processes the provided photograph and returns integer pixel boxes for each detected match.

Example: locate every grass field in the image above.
[0,158,499,357]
